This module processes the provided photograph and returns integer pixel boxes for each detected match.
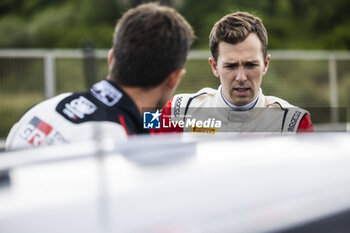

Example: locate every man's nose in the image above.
[235,67,247,82]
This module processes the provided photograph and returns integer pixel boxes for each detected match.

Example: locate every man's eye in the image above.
[225,64,237,69]
[245,63,258,68]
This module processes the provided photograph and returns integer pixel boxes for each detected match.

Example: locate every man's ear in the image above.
[208,57,220,78]
[165,68,186,91]
[262,54,271,75]
[108,49,114,67]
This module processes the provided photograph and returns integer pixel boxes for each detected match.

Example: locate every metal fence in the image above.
[0,49,349,137]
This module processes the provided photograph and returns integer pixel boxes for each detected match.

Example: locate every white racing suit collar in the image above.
[220,86,260,111]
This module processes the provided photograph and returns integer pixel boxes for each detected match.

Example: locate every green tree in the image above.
[1,0,350,49]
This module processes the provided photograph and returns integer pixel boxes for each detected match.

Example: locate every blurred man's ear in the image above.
[208,57,220,78]
[108,49,114,67]
[263,54,271,75]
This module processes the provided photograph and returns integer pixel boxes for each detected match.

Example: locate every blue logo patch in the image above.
[143,110,161,129]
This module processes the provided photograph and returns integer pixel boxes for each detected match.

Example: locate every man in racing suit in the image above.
[5,3,195,150]
[157,11,313,134]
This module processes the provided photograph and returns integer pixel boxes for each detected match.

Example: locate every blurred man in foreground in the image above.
[5,3,195,150]
[158,12,313,134]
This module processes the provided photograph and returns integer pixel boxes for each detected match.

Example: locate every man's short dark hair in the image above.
[209,12,268,61]
[111,3,195,88]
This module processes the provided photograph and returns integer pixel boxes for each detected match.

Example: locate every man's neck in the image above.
[107,78,162,115]
[120,86,159,114]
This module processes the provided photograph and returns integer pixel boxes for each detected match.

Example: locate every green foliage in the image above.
[322,20,350,49]
[1,0,350,49]
[180,0,350,50]
[0,15,33,47]
[0,0,124,48]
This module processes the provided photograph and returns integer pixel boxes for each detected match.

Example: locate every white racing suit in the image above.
[6,80,149,150]
[158,86,313,134]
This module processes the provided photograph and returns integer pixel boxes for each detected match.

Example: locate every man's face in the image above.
[209,33,270,106]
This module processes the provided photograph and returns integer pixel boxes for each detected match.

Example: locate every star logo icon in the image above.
[150,110,161,122]
[143,110,162,129]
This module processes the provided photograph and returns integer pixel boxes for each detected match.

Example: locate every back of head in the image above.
[209,12,268,61]
[111,3,195,88]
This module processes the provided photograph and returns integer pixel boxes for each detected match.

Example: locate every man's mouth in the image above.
[234,87,250,93]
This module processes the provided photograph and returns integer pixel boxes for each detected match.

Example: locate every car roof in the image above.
[1,133,350,232]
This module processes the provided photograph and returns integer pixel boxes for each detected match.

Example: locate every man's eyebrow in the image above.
[244,60,260,63]
[223,61,238,65]
[223,60,259,66]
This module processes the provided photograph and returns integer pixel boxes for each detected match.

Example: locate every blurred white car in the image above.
[0,133,350,233]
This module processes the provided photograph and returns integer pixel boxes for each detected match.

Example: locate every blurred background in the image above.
[0,0,349,138]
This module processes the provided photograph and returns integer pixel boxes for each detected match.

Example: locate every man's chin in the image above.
[231,96,253,107]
